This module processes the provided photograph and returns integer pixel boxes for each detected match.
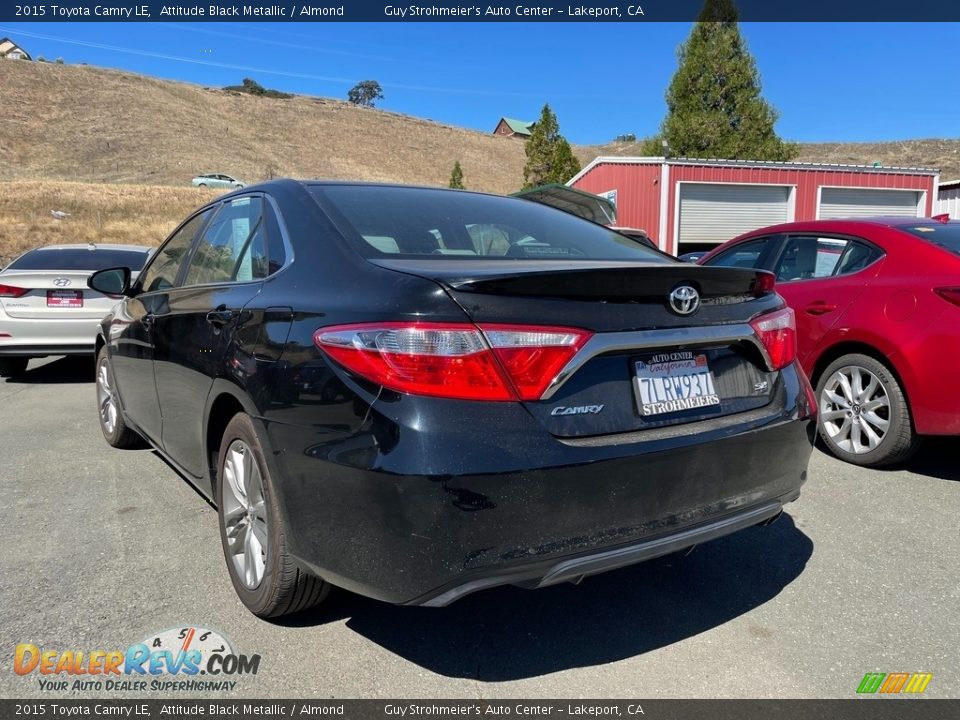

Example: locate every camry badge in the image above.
[668,284,700,316]
[551,404,605,416]
[53,277,72,287]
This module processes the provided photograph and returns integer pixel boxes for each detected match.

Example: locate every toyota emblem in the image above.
[53,277,72,287]
[668,284,700,315]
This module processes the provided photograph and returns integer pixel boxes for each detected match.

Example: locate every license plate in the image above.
[47,290,83,308]
[633,351,720,416]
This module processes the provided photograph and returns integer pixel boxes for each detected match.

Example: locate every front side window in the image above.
[139,209,212,293]
[704,237,772,270]
[308,185,671,263]
[184,197,267,286]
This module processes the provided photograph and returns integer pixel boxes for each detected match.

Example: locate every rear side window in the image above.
[139,209,212,293]
[308,185,671,263]
[899,223,960,256]
[775,237,849,281]
[775,236,882,282]
[184,197,267,286]
[9,248,150,271]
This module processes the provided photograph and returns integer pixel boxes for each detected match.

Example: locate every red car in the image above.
[699,216,960,467]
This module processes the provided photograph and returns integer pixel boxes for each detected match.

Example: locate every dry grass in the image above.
[0,181,221,266]
[2,59,956,267]
[0,60,527,193]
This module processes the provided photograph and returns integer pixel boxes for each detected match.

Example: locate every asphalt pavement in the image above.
[1,356,957,699]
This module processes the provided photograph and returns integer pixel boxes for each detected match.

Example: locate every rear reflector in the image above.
[749,307,797,371]
[0,284,28,298]
[753,271,776,295]
[935,287,960,307]
[314,322,591,401]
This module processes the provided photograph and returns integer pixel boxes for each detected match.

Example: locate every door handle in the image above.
[804,301,837,316]
[206,309,235,328]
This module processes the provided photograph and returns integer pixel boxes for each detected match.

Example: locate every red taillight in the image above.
[313,322,591,402]
[935,287,960,307]
[0,284,28,298]
[750,307,797,371]
[480,324,591,400]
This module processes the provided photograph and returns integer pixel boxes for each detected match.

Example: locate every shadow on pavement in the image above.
[6,356,94,384]
[277,514,812,681]
[814,436,959,482]
[898,438,960,482]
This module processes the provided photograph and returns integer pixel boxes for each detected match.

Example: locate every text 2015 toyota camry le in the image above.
[89,180,816,617]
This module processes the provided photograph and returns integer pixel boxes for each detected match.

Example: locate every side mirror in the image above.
[88,266,132,297]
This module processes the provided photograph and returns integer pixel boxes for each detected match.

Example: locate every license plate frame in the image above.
[46,289,84,308]
[633,351,721,417]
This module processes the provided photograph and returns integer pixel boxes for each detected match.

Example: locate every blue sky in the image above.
[2,21,957,145]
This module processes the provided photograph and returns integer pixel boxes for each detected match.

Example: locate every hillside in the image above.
[2,59,958,264]
[0,181,221,267]
[0,59,528,193]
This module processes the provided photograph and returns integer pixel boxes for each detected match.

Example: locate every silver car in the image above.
[191,173,245,189]
[0,243,152,377]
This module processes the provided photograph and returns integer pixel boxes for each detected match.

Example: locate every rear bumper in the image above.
[0,315,100,356]
[0,344,92,356]
[262,364,815,606]
[415,497,792,607]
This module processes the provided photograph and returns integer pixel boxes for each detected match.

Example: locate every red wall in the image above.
[573,160,936,254]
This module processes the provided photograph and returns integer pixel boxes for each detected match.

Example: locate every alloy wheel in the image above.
[222,440,269,589]
[819,365,890,454]
[96,359,118,436]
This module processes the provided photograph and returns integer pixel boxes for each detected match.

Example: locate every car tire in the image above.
[198,183,207,187]
[96,347,147,449]
[816,353,919,467]
[0,357,29,377]
[216,413,330,618]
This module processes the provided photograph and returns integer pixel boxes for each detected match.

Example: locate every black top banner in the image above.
[3,0,960,22]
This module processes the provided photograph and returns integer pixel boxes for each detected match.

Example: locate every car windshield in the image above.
[309,185,672,262]
[898,222,960,256]
[8,248,150,271]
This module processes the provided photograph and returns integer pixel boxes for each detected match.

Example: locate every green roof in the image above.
[501,117,535,135]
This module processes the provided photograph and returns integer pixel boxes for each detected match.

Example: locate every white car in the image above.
[191,173,245,189]
[0,243,152,377]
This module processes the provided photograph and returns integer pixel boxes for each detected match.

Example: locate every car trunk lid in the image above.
[371,258,783,438]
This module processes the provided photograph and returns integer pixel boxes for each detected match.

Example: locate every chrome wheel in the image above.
[820,365,890,454]
[96,359,118,436]
[222,440,268,589]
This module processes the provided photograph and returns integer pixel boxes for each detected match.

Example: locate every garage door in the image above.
[678,184,791,246]
[819,187,920,219]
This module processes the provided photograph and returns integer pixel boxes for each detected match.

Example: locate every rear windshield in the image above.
[899,222,960,256]
[309,185,671,263]
[9,248,151,271]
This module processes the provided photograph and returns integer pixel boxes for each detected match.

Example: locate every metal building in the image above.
[569,157,939,255]
[935,179,960,218]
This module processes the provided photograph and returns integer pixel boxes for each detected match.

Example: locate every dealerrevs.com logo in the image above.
[14,626,260,693]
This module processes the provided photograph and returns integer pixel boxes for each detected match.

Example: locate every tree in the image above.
[522,104,582,189]
[449,161,465,189]
[348,80,384,108]
[650,0,796,161]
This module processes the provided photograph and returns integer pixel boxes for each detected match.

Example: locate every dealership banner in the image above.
[2,700,960,719]
[3,0,960,22]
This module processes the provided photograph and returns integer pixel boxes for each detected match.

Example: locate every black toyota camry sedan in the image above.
[89,180,816,618]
